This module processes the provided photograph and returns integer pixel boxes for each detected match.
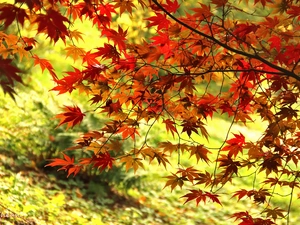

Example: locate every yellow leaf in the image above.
[69,29,84,42]
[120,155,144,173]
[65,45,86,62]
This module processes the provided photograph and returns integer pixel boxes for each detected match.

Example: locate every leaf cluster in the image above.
[1,0,300,223]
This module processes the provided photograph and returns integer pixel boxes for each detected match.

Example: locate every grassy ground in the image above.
[1,79,300,225]
[1,88,299,225]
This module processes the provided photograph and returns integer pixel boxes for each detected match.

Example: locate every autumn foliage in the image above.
[1,0,300,224]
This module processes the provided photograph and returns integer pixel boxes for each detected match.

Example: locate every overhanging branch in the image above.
[152,0,300,82]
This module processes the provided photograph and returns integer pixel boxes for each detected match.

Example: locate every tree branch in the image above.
[151,0,300,82]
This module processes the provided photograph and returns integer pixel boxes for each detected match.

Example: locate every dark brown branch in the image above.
[151,0,300,82]
[172,69,288,77]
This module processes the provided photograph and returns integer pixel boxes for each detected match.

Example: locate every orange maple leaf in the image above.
[45,153,81,177]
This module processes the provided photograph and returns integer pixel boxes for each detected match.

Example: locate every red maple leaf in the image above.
[45,153,81,177]
[101,99,122,115]
[163,119,178,137]
[95,43,120,62]
[0,58,23,99]
[181,189,222,206]
[34,9,70,43]
[287,6,300,20]
[222,133,246,158]
[55,105,85,129]
[117,125,140,140]
[0,58,23,85]
[51,67,83,94]
[45,153,74,168]
[82,50,101,66]
[15,0,42,11]
[260,16,280,29]
[269,35,281,52]
[115,54,136,70]
[232,189,249,201]
[146,13,171,30]
[92,152,114,171]
[101,26,127,51]
[181,120,198,137]
[162,0,180,13]
[232,23,258,39]
[32,55,57,80]
[0,4,29,28]
[192,3,213,20]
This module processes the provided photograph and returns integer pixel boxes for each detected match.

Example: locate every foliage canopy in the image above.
[1,0,300,224]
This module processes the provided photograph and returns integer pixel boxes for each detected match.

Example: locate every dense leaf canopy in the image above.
[1,0,300,224]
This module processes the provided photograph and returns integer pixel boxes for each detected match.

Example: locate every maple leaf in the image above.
[164,173,185,192]
[181,189,222,206]
[65,45,86,62]
[162,0,180,13]
[262,207,285,221]
[45,153,80,177]
[192,3,213,20]
[163,119,178,137]
[159,141,179,155]
[0,58,23,85]
[231,211,254,225]
[196,94,218,119]
[101,26,127,51]
[232,23,258,39]
[219,101,235,117]
[268,35,281,52]
[232,189,249,201]
[69,30,84,42]
[218,154,241,177]
[89,94,103,105]
[204,192,222,205]
[119,155,144,173]
[92,152,115,171]
[95,43,120,62]
[152,150,170,168]
[34,9,70,43]
[146,13,171,30]
[23,38,37,47]
[117,125,140,140]
[151,31,170,47]
[195,171,213,187]
[55,105,85,130]
[82,51,101,66]
[115,54,136,70]
[32,55,57,80]
[189,145,211,164]
[66,165,82,177]
[287,6,300,20]
[0,58,23,99]
[177,166,200,183]
[101,99,122,115]
[114,0,136,15]
[260,16,280,29]
[222,133,246,158]
[0,4,29,28]
[51,67,83,94]
[181,120,198,137]
[259,153,281,175]
[15,0,42,11]
[211,0,228,7]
